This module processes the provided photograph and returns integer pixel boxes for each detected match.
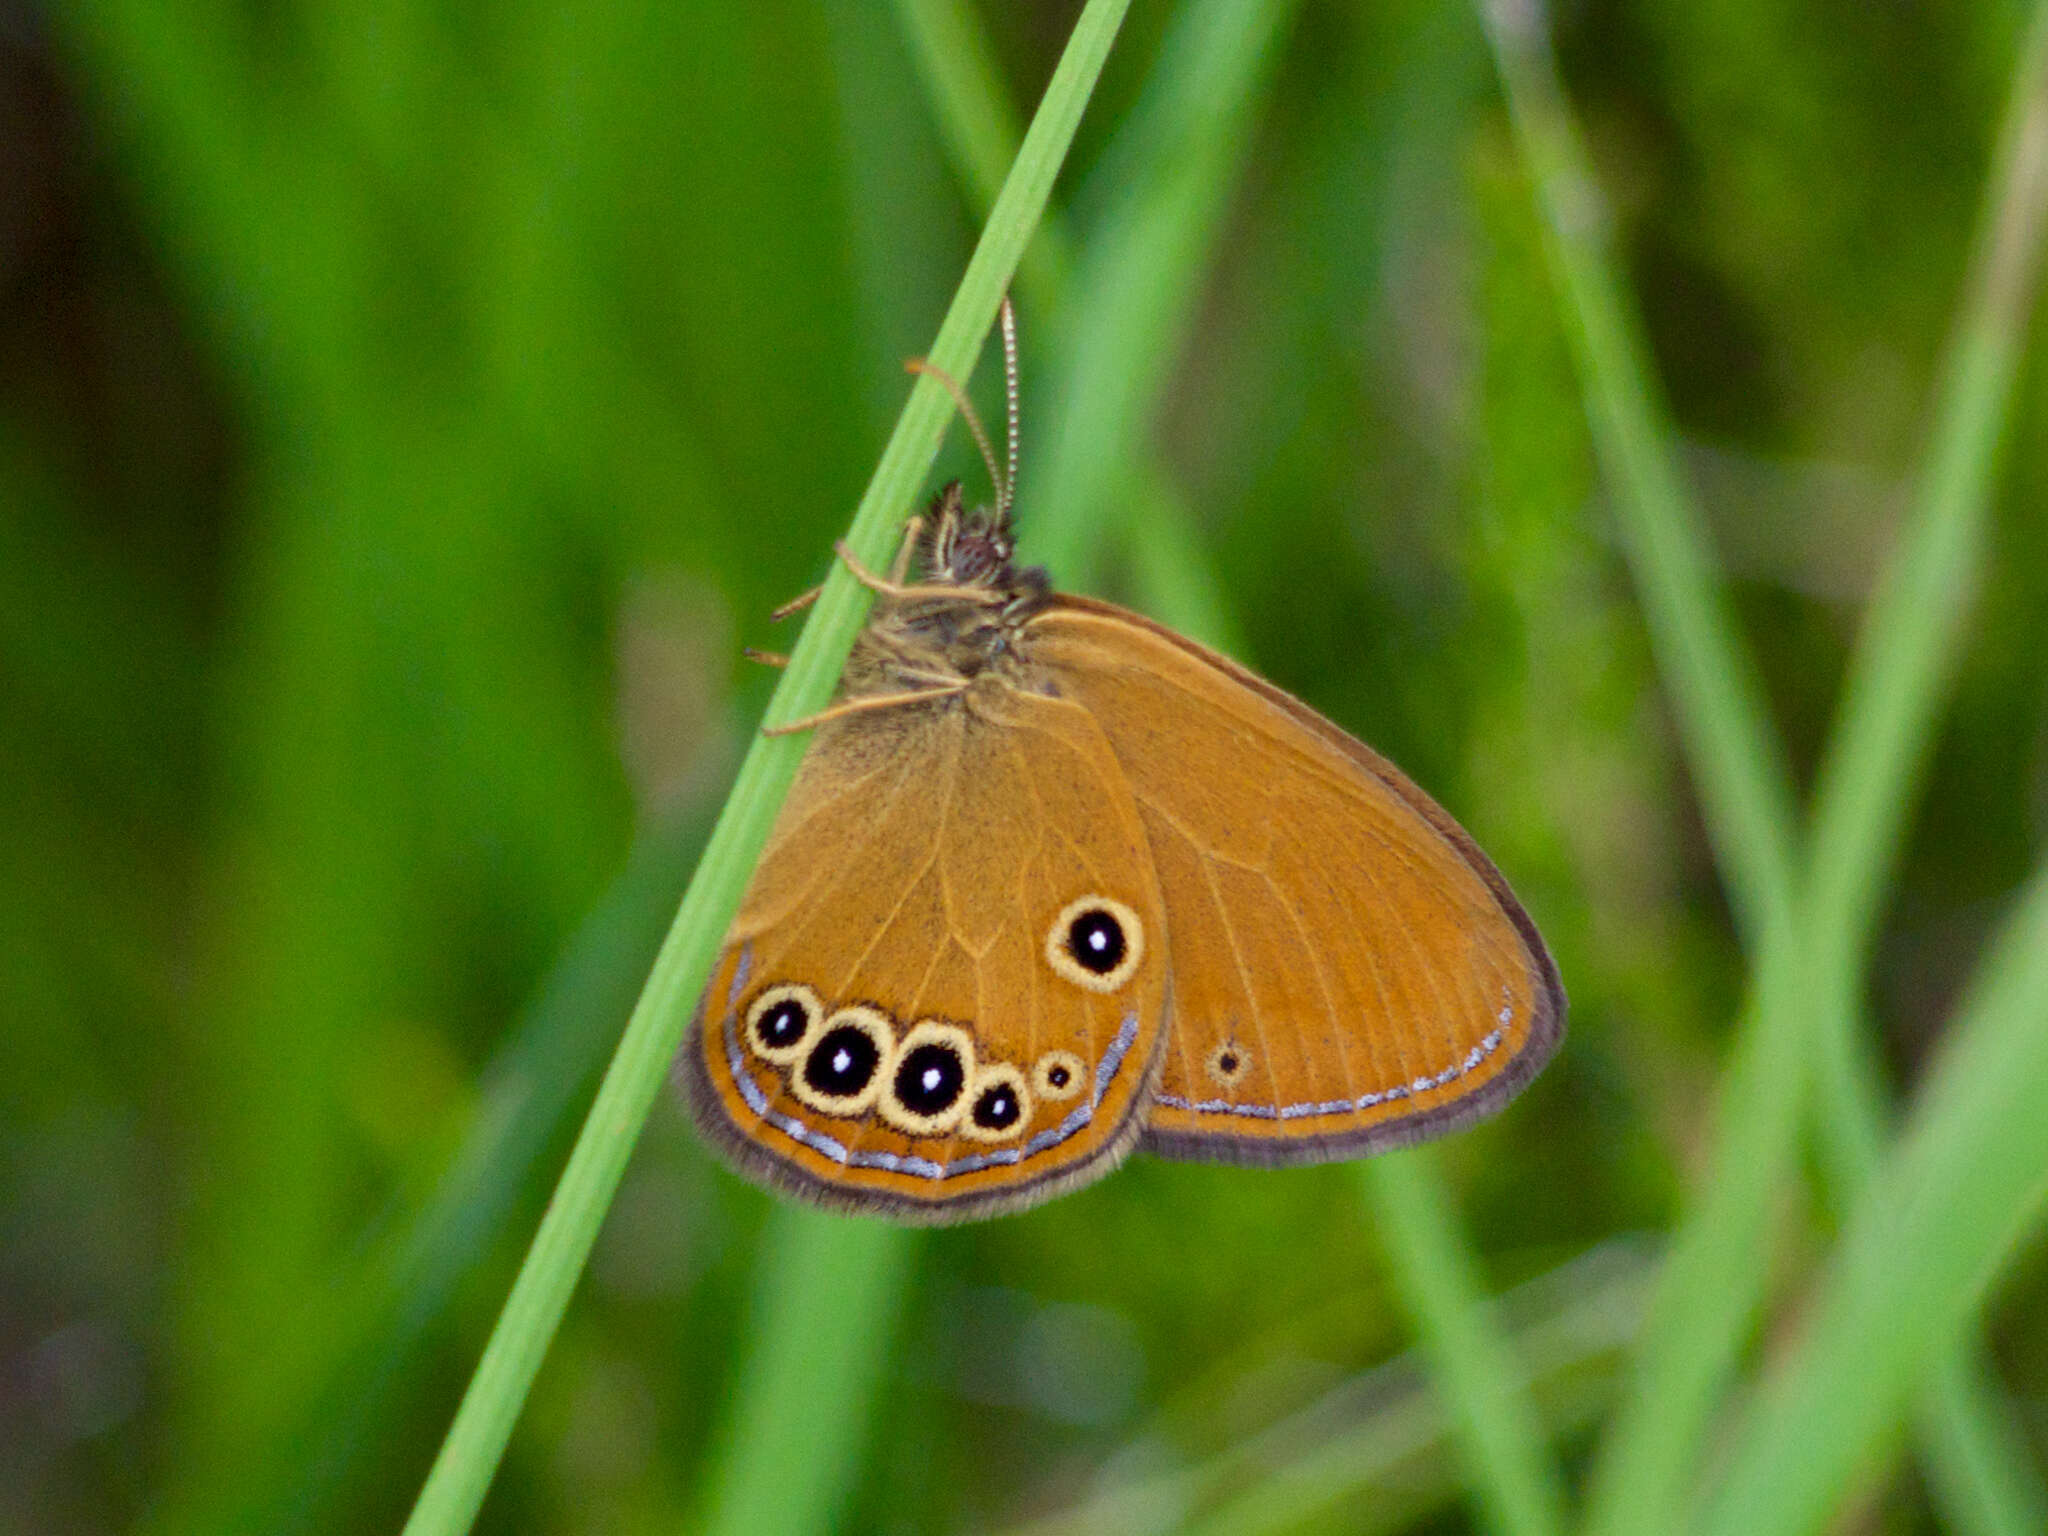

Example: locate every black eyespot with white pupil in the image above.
[805,1024,882,1097]
[877,1020,977,1136]
[1068,910,1126,974]
[759,1000,807,1049]
[744,984,822,1066]
[894,1041,967,1116]
[1044,896,1144,992]
[961,1062,1032,1143]
[972,1081,1022,1132]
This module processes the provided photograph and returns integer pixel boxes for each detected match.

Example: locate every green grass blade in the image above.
[697,1210,921,1536]
[995,1241,1649,1536]
[1483,4,2048,1528]
[892,0,1031,234]
[892,0,1086,349]
[1805,0,2048,1205]
[1793,8,2048,1529]
[157,794,724,1536]
[1694,862,2048,1536]
[397,4,1133,1530]
[1025,0,1295,594]
[892,0,1246,656]
[1919,1353,2048,1536]
[1481,4,1801,934]
[900,0,1290,654]
[1121,474,1246,655]
[1478,12,1810,1531]
[1184,1243,1647,1536]
[1359,1155,1568,1536]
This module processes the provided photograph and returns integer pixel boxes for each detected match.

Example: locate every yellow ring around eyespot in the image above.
[877,1019,977,1138]
[1031,1049,1087,1102]
[1204,1040,1252,1089]
[1043,895,1144,993]
[786,1006,895,1118]
[744,982,823,1066]
[959,1061,1033,1144]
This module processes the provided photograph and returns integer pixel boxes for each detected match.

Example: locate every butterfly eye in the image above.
[879,1020,977,1137]
[744,983,822,1065]
[1205,1041,1252,1089]
[960,1063,1032,1143]
[1044,896,1144,993]
[789,1007,894,1117]
[1031,1050,1087,1102]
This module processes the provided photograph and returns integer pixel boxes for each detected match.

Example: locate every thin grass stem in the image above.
[1359,1155,1568,1536]
[992,1241,1649,1536]
[893,0,1247,655]
[695,1209,921,1536]
[1482,4,2048,1530]
[1025,0,1293,596]
[1805,0,2048,1214]
[1694,862,2048,1536]
[1480,12,1805,1530]
[396,4,1134,1530]
[178,794,721,1536]
[1795,9,2048,1531]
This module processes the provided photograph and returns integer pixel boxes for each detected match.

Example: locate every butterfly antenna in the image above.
[904,355,1006,513]
[998,295,1019,522]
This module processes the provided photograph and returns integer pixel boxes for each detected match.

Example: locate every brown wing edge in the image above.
[675,960,1171,1225]
[1039,598,1567,1169]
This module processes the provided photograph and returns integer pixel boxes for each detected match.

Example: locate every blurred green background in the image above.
[6,1,2048,1533]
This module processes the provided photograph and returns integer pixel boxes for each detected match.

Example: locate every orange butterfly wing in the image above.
[1025,597,1563,1164]
[681,678,1171,1222]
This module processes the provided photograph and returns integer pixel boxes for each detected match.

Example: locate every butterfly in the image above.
[679,302,1563,1222]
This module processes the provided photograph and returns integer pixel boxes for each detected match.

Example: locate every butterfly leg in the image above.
[742,647,789,668]
[767,520,965,622]
[832,540,1003,606]
[888,516,923,585]
[764,680,969,736]
[769,585,820,622]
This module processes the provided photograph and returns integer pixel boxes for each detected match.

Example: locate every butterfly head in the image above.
[919,481,1015,589]
[844,302,1051,703]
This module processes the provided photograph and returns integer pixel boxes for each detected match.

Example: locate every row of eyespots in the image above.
[743,985,1089,1143]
